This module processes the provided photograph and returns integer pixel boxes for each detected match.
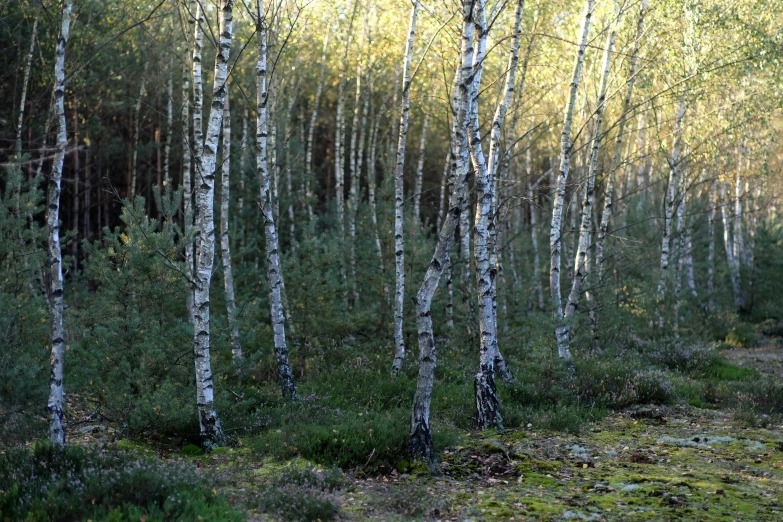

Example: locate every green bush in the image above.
[725,324,757,348]
[0,444,242,522]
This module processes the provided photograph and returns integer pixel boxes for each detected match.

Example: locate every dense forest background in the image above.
[2,0,783,519]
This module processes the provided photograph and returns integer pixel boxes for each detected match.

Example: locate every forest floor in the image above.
[66,343,783,521]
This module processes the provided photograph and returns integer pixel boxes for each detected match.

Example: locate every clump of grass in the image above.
[253,464,344,521]
[0,444,242,522]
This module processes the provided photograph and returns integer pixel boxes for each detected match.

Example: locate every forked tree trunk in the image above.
[391,0,420,376]
[549,0,593,361]
[558,5,619,353]
[466,0,503,430]
[257,0,297,399]
[47,0,73,447]
[192,0,234,448]
[656,95,686,327]
[220,89,242,362]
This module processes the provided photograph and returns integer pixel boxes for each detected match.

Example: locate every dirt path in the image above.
[723,342,783,379]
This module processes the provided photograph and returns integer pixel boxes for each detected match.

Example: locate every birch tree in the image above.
[47,0,73,447]
[720,180,744,311]
[390,0,420,376]
[412,112,429,228]
[257,0,297,399]
[220,88,242,362]
[558,3,620,354]
[15,16,38,161]
[549,0,593,362]
[192,0,234,448]
[304,27,330,223]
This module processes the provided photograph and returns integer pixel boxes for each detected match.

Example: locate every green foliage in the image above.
[0,164,49,443]
[725,324,757,348]
[70,198,199,438]
[251,463,343,521]
[0,444,243,522]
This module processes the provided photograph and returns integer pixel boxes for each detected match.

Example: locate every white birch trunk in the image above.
[348,66,365,307]
[412,113,429,228]
[656,95,686,326]
[436,151,449,232]
[409,0,473,460]
[164,65,173,186]
[257,0,297,399]
[335,24,351,298]
[683,179,696,297]
[15,16,38,161]
[181,59,195,326]
[390,0,420,376]
[466,0,503,429]
[720,180,743,311]
[673,175,685,337]
[549,0,593,361]
[734,149,746,265]
[220,89,242,362]
[192,0,233,448]
[47,0,73,447]
[559,6,619,352]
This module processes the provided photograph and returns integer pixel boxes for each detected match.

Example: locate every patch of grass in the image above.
[251,464,345,521]
[699,358,759,381]
[0,444,242,522]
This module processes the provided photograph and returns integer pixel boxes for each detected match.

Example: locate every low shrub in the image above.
[0,444,242,522]
[725,324,757,348]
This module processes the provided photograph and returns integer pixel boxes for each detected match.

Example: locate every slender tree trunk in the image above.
[549,0,593,361]
[164,65,173,185]
[305,27,330,223]
[47,0,73,447]
[182,58,195,326]
[558,5,618,353]
[412,113,429,228]
[734,145,746,265]
[257,0,297,399]
[720,180,743,311]
[335,19,353,299]
[348,65,365,307]
[71,108,79,271]
[465,0,503,429]
[220,89,242,362]
[673,174,685,337]
[390,0,420,376]
[16,16,38,161]
[436,151,449,232]
[656,95,686,327]
[192,0,233,448]
[409,0,472,461]
[529,178,544,311]
[284,95,297,253]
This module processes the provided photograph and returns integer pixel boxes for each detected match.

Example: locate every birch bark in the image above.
[391,0,420,376]
[656,95,686,326]
[558,6,619,353]
[130,75,146,199]
[181,58,195,325]
[257,0,297,399]
[367,110,389,300]
[305,27,330,222]
[409,0,472,462]
[707,176,716,311]
[720,180,743,311]
[192,0,233,448]
[549,0,593,361]
[47,0,73,447]
[220,89,242,362]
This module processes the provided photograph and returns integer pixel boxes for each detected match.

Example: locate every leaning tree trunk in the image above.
[390,0,420,376]
[15,16,38,161]
[409,0,472,463]
[656,95,687,327]
[257,0,297,399]
[192,0,233,449]
[46,0,73,447]
[466,0,503,430]
[559,4,619,354]
[594,0,647,345]
[549,0,593,361]
[220,88,242,362]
